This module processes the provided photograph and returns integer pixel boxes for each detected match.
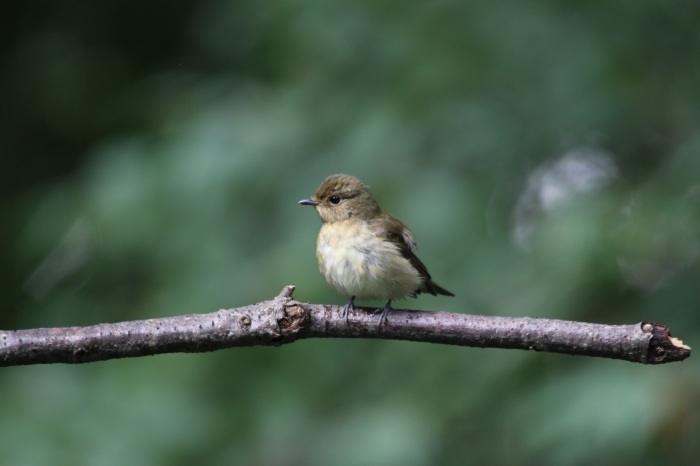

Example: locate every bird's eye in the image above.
[329,196,341,204]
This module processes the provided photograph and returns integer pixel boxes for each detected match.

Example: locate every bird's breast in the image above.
[316,220,422,300]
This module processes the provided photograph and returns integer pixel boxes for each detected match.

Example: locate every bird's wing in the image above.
[371,213,438,294]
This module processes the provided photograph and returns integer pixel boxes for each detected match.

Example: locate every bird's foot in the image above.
[377,300,392,330]
[341,296,356,325]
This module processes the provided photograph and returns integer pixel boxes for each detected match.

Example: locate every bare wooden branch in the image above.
[0,286,691,367]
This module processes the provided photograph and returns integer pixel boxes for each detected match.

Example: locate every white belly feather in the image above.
[316,220,422,300]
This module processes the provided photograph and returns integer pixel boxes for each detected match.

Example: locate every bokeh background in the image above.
[2,1,699,465]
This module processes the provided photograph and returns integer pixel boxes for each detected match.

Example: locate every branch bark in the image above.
[0,286,691,367]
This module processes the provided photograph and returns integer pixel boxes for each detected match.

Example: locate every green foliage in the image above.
[2,1,699,464]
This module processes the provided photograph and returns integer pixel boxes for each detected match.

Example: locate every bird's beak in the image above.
[298,197,320,206]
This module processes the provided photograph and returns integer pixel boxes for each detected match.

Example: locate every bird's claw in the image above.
[377,300,392,330]
[341,296,356,326]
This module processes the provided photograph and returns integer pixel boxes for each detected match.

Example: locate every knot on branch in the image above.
[274,286,308,337]
[642,322,691,364]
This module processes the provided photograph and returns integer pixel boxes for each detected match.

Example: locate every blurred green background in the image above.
[2,1,699,465]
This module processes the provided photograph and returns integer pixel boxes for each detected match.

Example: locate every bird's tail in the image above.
[423,280,455,297]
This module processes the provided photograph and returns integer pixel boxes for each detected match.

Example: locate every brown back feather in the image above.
[370,212,454,297]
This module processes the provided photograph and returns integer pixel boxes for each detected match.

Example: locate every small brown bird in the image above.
[299,174,454,327]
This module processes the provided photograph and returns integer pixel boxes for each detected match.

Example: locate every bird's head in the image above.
[299,174,380,223]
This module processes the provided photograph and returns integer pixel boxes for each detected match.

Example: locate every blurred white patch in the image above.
[23,218,93,299]
[513,147,618,250]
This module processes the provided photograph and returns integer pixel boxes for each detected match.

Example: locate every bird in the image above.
[298,174,454,328]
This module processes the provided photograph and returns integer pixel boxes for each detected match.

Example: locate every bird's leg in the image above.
[341,296,356,325]
[377,300,392,329]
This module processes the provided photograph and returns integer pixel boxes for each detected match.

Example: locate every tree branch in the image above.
[0,286,691,367]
